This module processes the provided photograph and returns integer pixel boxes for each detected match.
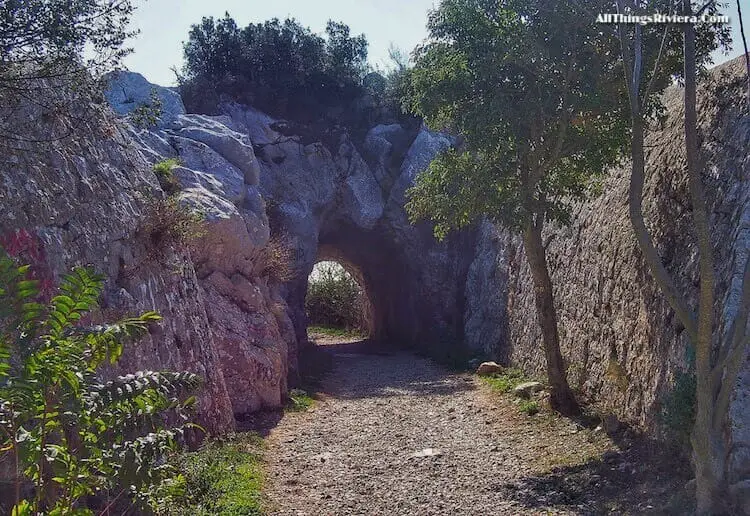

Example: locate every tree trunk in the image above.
[522,217,580,416]
[682,5,724,513]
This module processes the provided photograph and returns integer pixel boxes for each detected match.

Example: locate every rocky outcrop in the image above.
[217,100,473,360]
[106,72,295,418]
[0,98,235,435]
[101,71,472,418]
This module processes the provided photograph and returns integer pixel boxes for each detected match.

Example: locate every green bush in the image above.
[660,371,696,448]
[151,434,265,515]
[305,262,367,331]
[0,248,201,515]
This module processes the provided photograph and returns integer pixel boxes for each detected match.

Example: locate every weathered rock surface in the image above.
[476,362,504,376]
[106,72,294,419]
[0,100,235,435]
[512,382,544,399]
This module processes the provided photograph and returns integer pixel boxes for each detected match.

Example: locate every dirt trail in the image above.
[262,339,686,515]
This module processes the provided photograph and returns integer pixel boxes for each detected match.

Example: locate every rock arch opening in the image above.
[304,258,374,337]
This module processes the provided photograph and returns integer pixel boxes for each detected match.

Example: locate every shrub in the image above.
[305,261,367,331]
[0,248,201,515]
[139,197,207,259]
[254,235,296,283]
[660,371,696,448]
[129,88,164,129]
[152,158,182,195]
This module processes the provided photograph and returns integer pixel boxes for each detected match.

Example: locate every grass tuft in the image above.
[519,399,540,416]
[287,388,314,412]
[155,433,265,515]
[479,367,527,393]
[152,158,182,195]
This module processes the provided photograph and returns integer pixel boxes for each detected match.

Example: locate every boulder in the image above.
[476,361,504,376]
[513,381,545,399]
[105,71,185,128]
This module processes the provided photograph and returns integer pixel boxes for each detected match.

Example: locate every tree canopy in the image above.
[404,0,633,237]
[179,14,370,124]
[0,0,136,147]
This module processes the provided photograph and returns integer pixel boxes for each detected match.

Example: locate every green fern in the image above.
[0,246,203,515]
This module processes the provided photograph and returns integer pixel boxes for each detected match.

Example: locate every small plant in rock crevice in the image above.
[138,197,207,262]
[152,158,182,196]
[254,235,297,283]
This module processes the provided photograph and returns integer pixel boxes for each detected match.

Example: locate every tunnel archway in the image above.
[304,256,374,337]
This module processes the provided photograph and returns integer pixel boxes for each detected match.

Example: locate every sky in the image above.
[122,0,750,87]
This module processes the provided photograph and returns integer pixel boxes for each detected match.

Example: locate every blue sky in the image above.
[123,0,749,87]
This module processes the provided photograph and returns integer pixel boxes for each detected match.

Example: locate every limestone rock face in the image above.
[105,72,293,419]
[0,103,234,435]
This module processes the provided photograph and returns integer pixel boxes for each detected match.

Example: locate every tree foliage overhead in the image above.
[404,0,633,236]
[179,14,370,123]
[0,0,136,147]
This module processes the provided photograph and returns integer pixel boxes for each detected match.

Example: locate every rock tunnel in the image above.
[297,221,417,345]
[251,116,478,373]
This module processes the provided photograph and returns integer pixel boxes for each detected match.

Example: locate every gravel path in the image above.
[263,340,686,515]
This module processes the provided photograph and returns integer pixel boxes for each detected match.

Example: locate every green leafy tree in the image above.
[179,14,368,124]
[613,0,739,512]
[403,0,631,415]
[0,248,202,515]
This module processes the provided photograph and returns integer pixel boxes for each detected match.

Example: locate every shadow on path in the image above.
[303,338,476,400]
[497,438,693,514]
